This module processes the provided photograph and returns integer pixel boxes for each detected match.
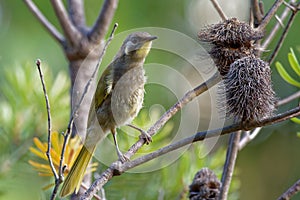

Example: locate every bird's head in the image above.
[121,32,157,60]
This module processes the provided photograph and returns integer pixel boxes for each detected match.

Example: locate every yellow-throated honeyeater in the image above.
[60,32,157,197]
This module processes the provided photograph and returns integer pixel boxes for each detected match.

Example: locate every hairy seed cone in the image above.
[189,168,221,200]
[198,18,263,46]
[223,56,275,123]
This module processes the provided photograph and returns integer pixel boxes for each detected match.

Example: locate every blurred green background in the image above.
[0,0,300,199]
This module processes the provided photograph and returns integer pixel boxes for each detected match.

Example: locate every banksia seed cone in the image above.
[198,18,263,75]
[198,18,263,46]
[189,168,221,200]
[223,56,276,124]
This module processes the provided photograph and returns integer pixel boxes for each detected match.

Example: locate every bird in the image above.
[60,32,157,197]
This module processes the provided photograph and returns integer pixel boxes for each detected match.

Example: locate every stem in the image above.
[36,59,59,200]
[219,131,241,200]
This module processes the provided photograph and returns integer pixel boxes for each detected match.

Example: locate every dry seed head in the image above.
[223,56,275,123]
[209,45,254,75]
[198,18,263,46]
[189,168,221,200]
[198,18,264,75]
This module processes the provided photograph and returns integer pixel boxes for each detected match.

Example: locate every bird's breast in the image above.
[110,66,146,126]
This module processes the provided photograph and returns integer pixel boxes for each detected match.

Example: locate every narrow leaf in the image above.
[291,117,300,124]
[275,62,300,88]
[288,48,300,76]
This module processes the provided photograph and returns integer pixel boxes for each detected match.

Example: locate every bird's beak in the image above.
[146,36,158,42]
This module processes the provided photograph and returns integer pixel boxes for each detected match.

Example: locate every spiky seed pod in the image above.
[198,18,263,46]
[189,168,221,200]
[223,56,276,124]
[209,45,254,75]
[198,18,263,75]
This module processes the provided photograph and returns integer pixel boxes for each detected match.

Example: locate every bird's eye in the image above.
[131,38,138,44]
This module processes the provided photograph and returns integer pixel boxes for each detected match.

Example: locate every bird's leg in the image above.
[127,124,152,144]
[111,128,129,162]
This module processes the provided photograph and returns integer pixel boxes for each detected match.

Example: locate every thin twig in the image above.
[56,23,118,198]
[210,0,227,21]
[219,131,241,200]
[268,9,298,64]
[78,105,300,200]
[238,127,262,150]
[50,0,82,43]
[252,0,264,26]
[23,0,64,44]
[89,0,119,42]
[277,178,300,200]
[258,0,285,31]
[277,90,300,107]
[36,59,59,200]
[261,0,295,50]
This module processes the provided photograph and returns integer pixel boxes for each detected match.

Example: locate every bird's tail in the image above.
[60,145,96,197]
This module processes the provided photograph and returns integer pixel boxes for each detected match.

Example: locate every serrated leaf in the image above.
[288,48,300,76]
[291,117,300,124]
[275,61,300,88]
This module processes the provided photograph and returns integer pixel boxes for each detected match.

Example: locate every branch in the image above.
[268,3,299,64]
[36,59,59,200]
[277,179,300,200]
[261,0,296,50]
[23,0,64,44]
[258,0,285,30]
[219,131,241,200]
[210,0,227,20]
[50,0,82,43]
[68,0,86,31]
[251,0,264,26]
[89,0,119,42]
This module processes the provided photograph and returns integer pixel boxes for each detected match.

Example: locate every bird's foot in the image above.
[139,131,152,145]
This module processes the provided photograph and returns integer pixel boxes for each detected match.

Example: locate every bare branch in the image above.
[258,0,285,30]
[36,59,59,200]
[89,0,119,42]
[251,0,264,26]
[210,0,227,20]
[268,10,298,64]
[277,90,300,107]
[261,0,295,50]
[23,0,64,44]
[277,179,300,200]
[219,131,241,200]
[238,128,262,150]
[50,0,82,43]
[68,0,86,31]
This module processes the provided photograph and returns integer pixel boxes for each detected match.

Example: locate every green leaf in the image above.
[288,48,300,76]
[275,61,300,88]
[297,132,300,138]
[291,117,300,124]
